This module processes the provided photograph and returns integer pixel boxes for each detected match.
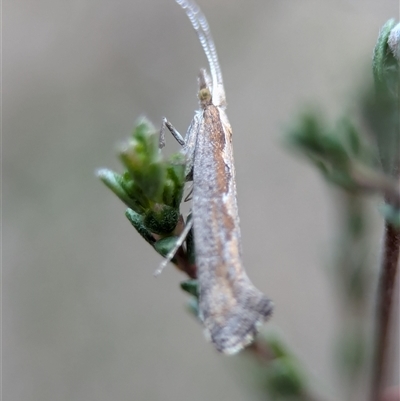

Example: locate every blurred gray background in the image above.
[4,0,399,400]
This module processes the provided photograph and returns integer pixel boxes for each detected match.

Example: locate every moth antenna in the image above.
[176,0,226,107]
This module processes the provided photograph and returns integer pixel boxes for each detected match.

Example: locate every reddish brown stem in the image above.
[246,338,274,363]
[371,221,400,401]
[175,247,197,279]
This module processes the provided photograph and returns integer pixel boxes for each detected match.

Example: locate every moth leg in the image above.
[180,112,202,181]
[184,184,193,202]
[154,217,194,276]
[159,117,185,149]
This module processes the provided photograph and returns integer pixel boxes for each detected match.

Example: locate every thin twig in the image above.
[371,219,400,401]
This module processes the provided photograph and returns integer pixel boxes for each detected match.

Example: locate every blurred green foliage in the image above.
[285,19,399,401]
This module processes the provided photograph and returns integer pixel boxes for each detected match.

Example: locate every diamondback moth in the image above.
[160,0,274,354]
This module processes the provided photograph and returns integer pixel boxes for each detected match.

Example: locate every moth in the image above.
[160,0,274,354]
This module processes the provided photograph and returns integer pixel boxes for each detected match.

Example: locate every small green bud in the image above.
[117,117,170,202]
[133,117,159,157]
[143,204,179,235]
[119,144,166,202]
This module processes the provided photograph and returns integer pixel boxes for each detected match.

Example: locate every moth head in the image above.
[198,68,212,106]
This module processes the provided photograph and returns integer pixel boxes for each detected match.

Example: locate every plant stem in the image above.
[371,218,400,401]
[174,246,197,279]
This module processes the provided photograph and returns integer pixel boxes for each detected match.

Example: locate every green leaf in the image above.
[288,112,349,168]
[119,177,149,212]
[125,208,155,245]
[153,236,179,258]
[97,169,145,212]
[180,279,199,298]
[163,154,186,208]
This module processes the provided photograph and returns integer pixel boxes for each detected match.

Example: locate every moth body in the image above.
[177,0,273,354]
